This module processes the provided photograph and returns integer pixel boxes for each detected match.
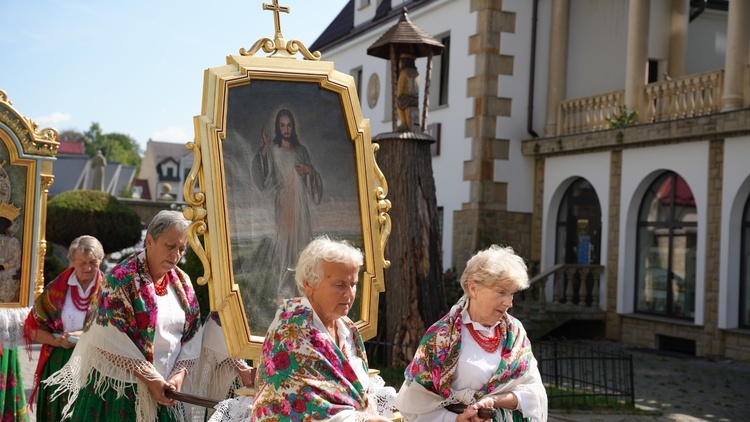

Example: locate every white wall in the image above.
[567,0,628,99]
[354,0,377,27]
[686,9,727,75]
[496,0,535,213]
[719,135,750,329]
[542,151,610,308]
[619,142,709,323]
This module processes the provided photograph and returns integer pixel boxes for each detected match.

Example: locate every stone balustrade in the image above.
[557,90,624,135]
[522,264,604,314]
[555,69,727,136]
[643,70,724,123]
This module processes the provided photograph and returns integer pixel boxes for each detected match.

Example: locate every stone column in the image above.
[667,0,689,79]
[721,0,750,111]
[544,0,570,137]
[624,0,649,114]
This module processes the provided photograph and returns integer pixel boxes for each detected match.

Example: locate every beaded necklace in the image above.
[466,323,501,353]
[70,284,95,312]
[154,274,169,296]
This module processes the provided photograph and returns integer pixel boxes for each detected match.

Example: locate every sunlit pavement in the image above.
[548,340,750,422]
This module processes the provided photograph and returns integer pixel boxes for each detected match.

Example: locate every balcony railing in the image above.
[643,70,724,123]
[558,91,624,135]
[521,264,604,314]
[556,69,726,136]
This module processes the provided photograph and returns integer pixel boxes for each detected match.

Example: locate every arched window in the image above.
[635,172,696,318]
[740,196,750,328]
[555,178,601,265]
[555,178,601,306]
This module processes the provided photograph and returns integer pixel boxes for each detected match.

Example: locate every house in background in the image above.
[312,0,750,361]
[135,140,191,201]
[50,140,136,197]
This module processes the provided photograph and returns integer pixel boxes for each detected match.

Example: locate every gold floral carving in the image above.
[373,143,392,269]
[0,90,59,157]
[182,140,211,286]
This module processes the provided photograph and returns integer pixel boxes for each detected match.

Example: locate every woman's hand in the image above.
[454,406,479,422]
[57,334,76,349]
[474,396,495,410]
[237,365,255,387]
[166,368,187,393]
[145,377,175,407]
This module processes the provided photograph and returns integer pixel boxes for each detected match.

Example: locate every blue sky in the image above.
[0,0,349,151]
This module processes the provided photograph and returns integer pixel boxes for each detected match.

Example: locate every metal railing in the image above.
[535,340,634,408]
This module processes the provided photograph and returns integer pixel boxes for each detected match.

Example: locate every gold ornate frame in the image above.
[186,52,391,360]
[0,90,58,308]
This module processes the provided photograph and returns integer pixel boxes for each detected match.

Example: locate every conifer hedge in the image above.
[46,190,142,254]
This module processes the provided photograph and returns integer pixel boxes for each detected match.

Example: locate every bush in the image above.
[47,190,142,254]
[178,236,210,320]
[43,242,68,285]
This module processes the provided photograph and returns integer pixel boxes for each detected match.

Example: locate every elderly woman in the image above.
[395,245,547,422]
[24,235,105,420]
[251,236,393,421]
[45,210,202,422]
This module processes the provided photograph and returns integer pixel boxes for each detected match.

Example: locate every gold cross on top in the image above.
[263,0,290,39]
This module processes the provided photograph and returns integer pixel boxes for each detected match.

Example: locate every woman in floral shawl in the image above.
[45,210,202,422]
[251,236,393,422]
[24,235,105,420]
[395,245,547,422]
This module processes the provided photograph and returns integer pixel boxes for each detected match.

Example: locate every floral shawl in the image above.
[96,250,201,362]
[251,298,371,421]
[397,297,547,422]
[23,266,103,407]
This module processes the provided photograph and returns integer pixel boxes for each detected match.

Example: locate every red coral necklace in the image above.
[154,274,169,296]
[466,323,502,353]
[70,283,95,312]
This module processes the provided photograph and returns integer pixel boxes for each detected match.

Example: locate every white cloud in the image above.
[151,126,192,143]
[35,112,72,127]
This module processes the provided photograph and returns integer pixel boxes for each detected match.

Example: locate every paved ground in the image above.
[20,344,39,422]
[18,344,37,422]
[18,340,750,422]
[548,340,750,422]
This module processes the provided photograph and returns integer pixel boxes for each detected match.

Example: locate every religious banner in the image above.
[0,89,59,421]
[185,1,391,360]
[0,90,58,307]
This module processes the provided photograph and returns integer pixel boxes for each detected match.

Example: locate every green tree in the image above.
[84,122,142,168]
[58,129,85,142]
[46,190,142,254]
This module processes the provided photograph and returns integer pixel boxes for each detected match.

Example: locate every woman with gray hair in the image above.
[396,245,548,422]
[24,235,105,420]
[251,235,394,421]
[46,210,202,422]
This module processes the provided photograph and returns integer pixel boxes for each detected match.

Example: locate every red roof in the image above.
[57,140,85,155]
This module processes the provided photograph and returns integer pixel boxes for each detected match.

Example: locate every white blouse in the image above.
[61,272,97,333]
[152,283,186,378]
